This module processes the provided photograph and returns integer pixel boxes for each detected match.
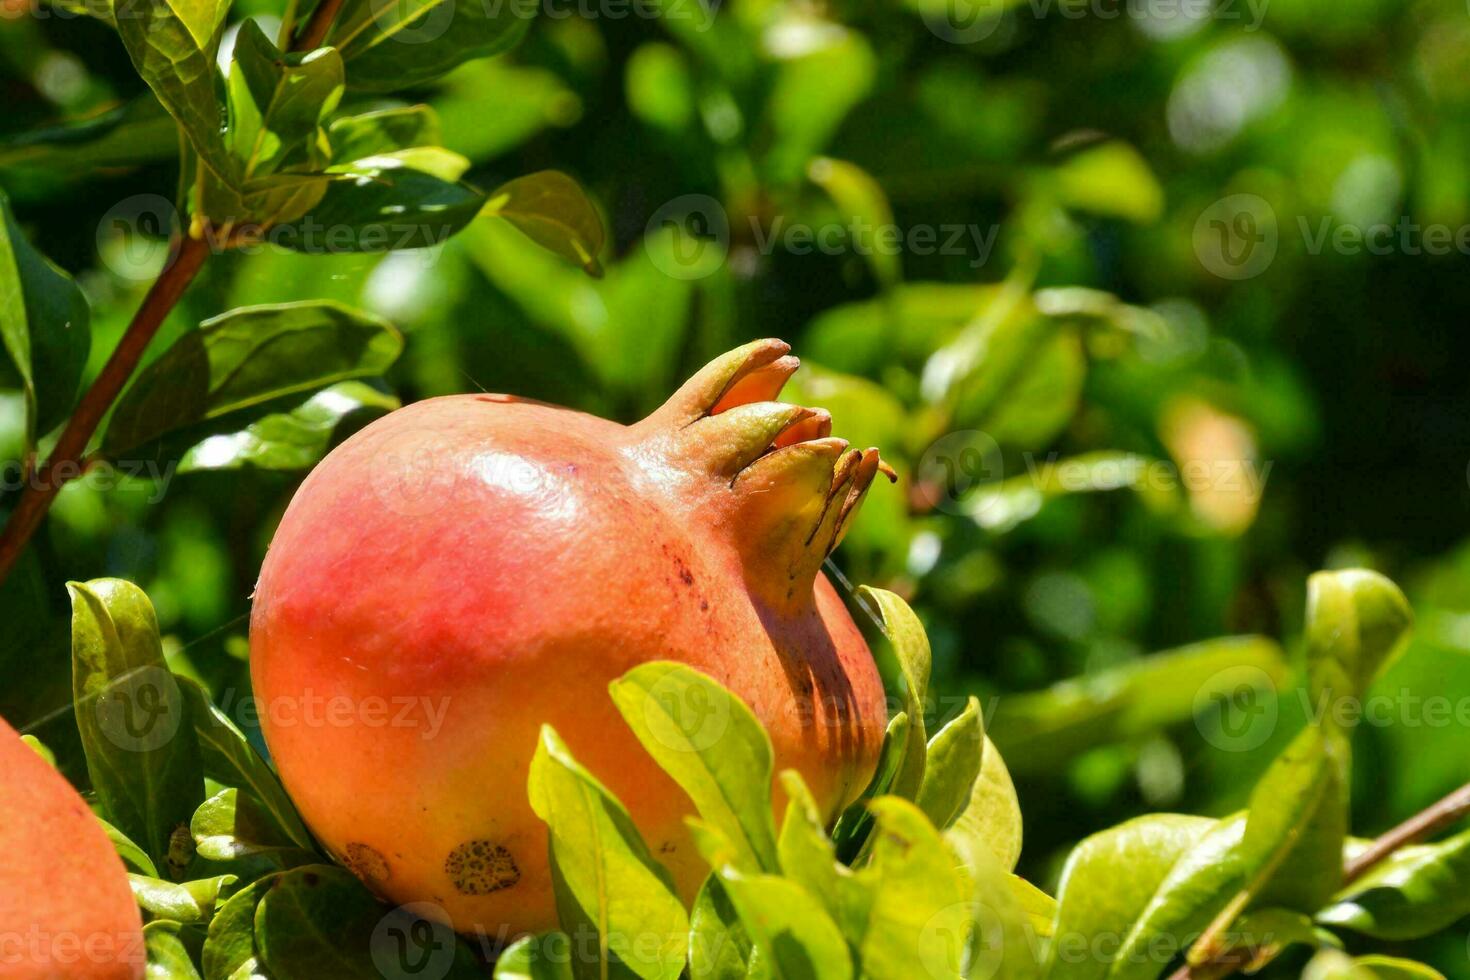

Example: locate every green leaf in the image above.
[178,381,398,473]
[715,871,853,980]
[328,0,535,91]
[958,450,1181,534]
[101,816,162,876]
[1303,950,1447,980]
[1317,828,1470,940]
[763,26,875,186]
[145,920,204,979]
[327,106,441,161]
[273,166,486,252]
[1107,814,1248,980]
[689,875,756,980]
[70,579,204,875]
[191,788,317,869]
[104,302,402,457]
[203,876,275,980]
[114,0,232,175]
[253,865,388,978]
[130,872,235,923]
[946,820,1044,980]
[848,797,971,979]
[1305,569,1414,715]
[176,678,315,851]
[608,661,778,873]
[806,157,899,289]
[483,171,606,276]
[990,635,1288,774]
[20,733,55,767]
[0,191,91,446]
[527,725,688,980]
[0,97,175,177]
[949,736,1023,872]
[830,711,908,862]
[1047,814,1217,980]
[857,587,930,800]
[1052,141,1164,225]
[495,935,576,979]
[915,695,983,830]
[225,21,344,180]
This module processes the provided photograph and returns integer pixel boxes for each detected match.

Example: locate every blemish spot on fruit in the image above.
[343,842,390,883]
[303,872,320,886]
[445,839,520,895]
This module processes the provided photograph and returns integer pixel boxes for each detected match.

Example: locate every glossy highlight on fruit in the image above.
[0,718,144,980]
[249,340,893,935]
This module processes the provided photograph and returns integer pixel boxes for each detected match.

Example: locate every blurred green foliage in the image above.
[4,0,1470,970]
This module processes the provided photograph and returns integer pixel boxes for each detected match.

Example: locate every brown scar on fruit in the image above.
[343,842,390,884]
[446,840,521,895]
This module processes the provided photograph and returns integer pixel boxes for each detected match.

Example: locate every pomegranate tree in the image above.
[250,339,893,935]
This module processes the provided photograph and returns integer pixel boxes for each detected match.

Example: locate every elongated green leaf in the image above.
[203,876,276,980]
[179,381,398,473]
[1303,950,1447,980]
[528,725,688,980]
[70,579,204,874]
[495,935,576,979]
[688,875,755,980]
[1318,828,1470,940]
[609,661,778,873]
[191,787,317,870]
[274,166,486,252]
[328,0,535,91]
[950,736,1023,872]
[177,678,315,851]
[806,157,899,288]
[1047,814,1217,980]
[991,635,1288,774]
[145,920,204,979]
[716,871,853,980]
[858,587,930,800]
[130,872,235,923]
[101,816,161,876]
[482,171,605,276]
[0,191,90,445]
[915,696,983,830]
[114,0,232,174]
[104,302,401,456]
[226,21,343,180]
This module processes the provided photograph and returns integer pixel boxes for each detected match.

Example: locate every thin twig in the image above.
[292,0,345,52]
[1167,779,1470,980]
[0,234,210,585]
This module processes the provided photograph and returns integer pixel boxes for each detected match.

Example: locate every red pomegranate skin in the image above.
[250,340,891,936]
[0,717,144,980]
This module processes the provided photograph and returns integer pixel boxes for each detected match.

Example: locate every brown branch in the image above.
[291,0,345,52]
[1167,779,1470,980]
[0,0,353,589]
[0,234,210,585]
[1342,780,1470,885]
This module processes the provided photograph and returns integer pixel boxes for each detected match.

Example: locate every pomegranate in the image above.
[0,717,143,979]
[250,339,893,936]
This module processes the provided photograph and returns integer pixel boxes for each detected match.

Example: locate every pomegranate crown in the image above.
[634,339,896,603]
